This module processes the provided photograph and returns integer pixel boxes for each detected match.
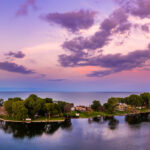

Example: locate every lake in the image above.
[0,113,150,150]
[0,92,140,105]
[0,92,148,150]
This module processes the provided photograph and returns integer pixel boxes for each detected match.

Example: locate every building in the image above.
[75,106,87,112]
[75,106,93,112]
[116,103,128,111]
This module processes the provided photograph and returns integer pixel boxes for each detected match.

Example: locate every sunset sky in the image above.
[1,0,150,91]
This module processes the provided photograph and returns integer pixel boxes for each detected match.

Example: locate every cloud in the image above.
[87,45,150,77]
[48,79,66,82]
[116,0,150,18]
[5,51,25,59]
[141,24,149,32]
[59,8,132,67]
[16,0,36,16]
[41,10,97,32]
[0,61,34,74]
[61,8,131,54]
[60,43,150,77]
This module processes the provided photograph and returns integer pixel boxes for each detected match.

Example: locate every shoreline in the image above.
[0,118,65,123]
[1,110,150,123]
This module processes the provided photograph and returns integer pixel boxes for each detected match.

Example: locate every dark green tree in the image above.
[12,101,28,120]
[24,94,45,118]
[140,93,150,107]
[91,100,101,111]
[104,97,119,113]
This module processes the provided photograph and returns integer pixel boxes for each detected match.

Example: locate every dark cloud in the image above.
[5,51,25,59]
[116,0,150,18]
[60,43,150,77]
[59,8,132,67]
[41,10,97,32]
[0,61,34,74]
[87,45,150,77]
[62,8,131,52]
[16,0,36,16]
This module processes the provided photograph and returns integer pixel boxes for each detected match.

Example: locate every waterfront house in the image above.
[116,103,128,111]
[75,106,87,112]
[75,106,93,112]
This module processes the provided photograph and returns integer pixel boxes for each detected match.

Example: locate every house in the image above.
[116,103,128,111]
[75,106,87,112]
[75,106,93,112]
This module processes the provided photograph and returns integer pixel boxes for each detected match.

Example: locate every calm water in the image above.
[0,92,148,150]
[0,113,150,150]
[0,92,140,105]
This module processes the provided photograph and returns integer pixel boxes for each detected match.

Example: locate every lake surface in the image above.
[0,113,150,150]
[0,92,140,105]
[0,92,148,150]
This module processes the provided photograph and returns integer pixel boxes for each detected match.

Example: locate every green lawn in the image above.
[0,115,65,122]
[32,117,65,121]
[69,109,150,118]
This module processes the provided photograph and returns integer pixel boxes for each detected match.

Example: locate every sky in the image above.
[1,0,150,92]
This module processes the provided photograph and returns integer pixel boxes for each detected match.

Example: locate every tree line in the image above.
[3,94,74,120]
[90,93,150,113]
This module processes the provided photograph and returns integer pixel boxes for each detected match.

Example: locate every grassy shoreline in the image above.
[69,108,150,118]
[1,108,150,123]
[0,115,65,123]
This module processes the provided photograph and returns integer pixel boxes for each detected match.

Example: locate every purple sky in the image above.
[1,0,150,91]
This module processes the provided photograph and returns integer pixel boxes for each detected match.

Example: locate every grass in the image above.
[69,111,113,118]
[32,117,65,121]
[69,108,150,118]
[1,108,150,122]
[0,115,65,122]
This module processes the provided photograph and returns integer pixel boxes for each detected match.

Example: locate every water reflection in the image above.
[88,116,119,130]
[0,120,72,139]
[0,113,150,146]
[125,113,150,125]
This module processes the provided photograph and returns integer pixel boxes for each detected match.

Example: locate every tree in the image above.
[12,101,28,120]
[4,100,13,116]
[24,94,45,118]
[64,103,74,113]
[44,98,53,103]
[91,100,101,111]
[45,103,59,118]
[104,98,119,113]
[128,95,143,107]
[57,101,67,113]
[4,98,22,116]
[140,93,150,107]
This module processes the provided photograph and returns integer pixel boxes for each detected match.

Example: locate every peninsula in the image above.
[0,93,150,122]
